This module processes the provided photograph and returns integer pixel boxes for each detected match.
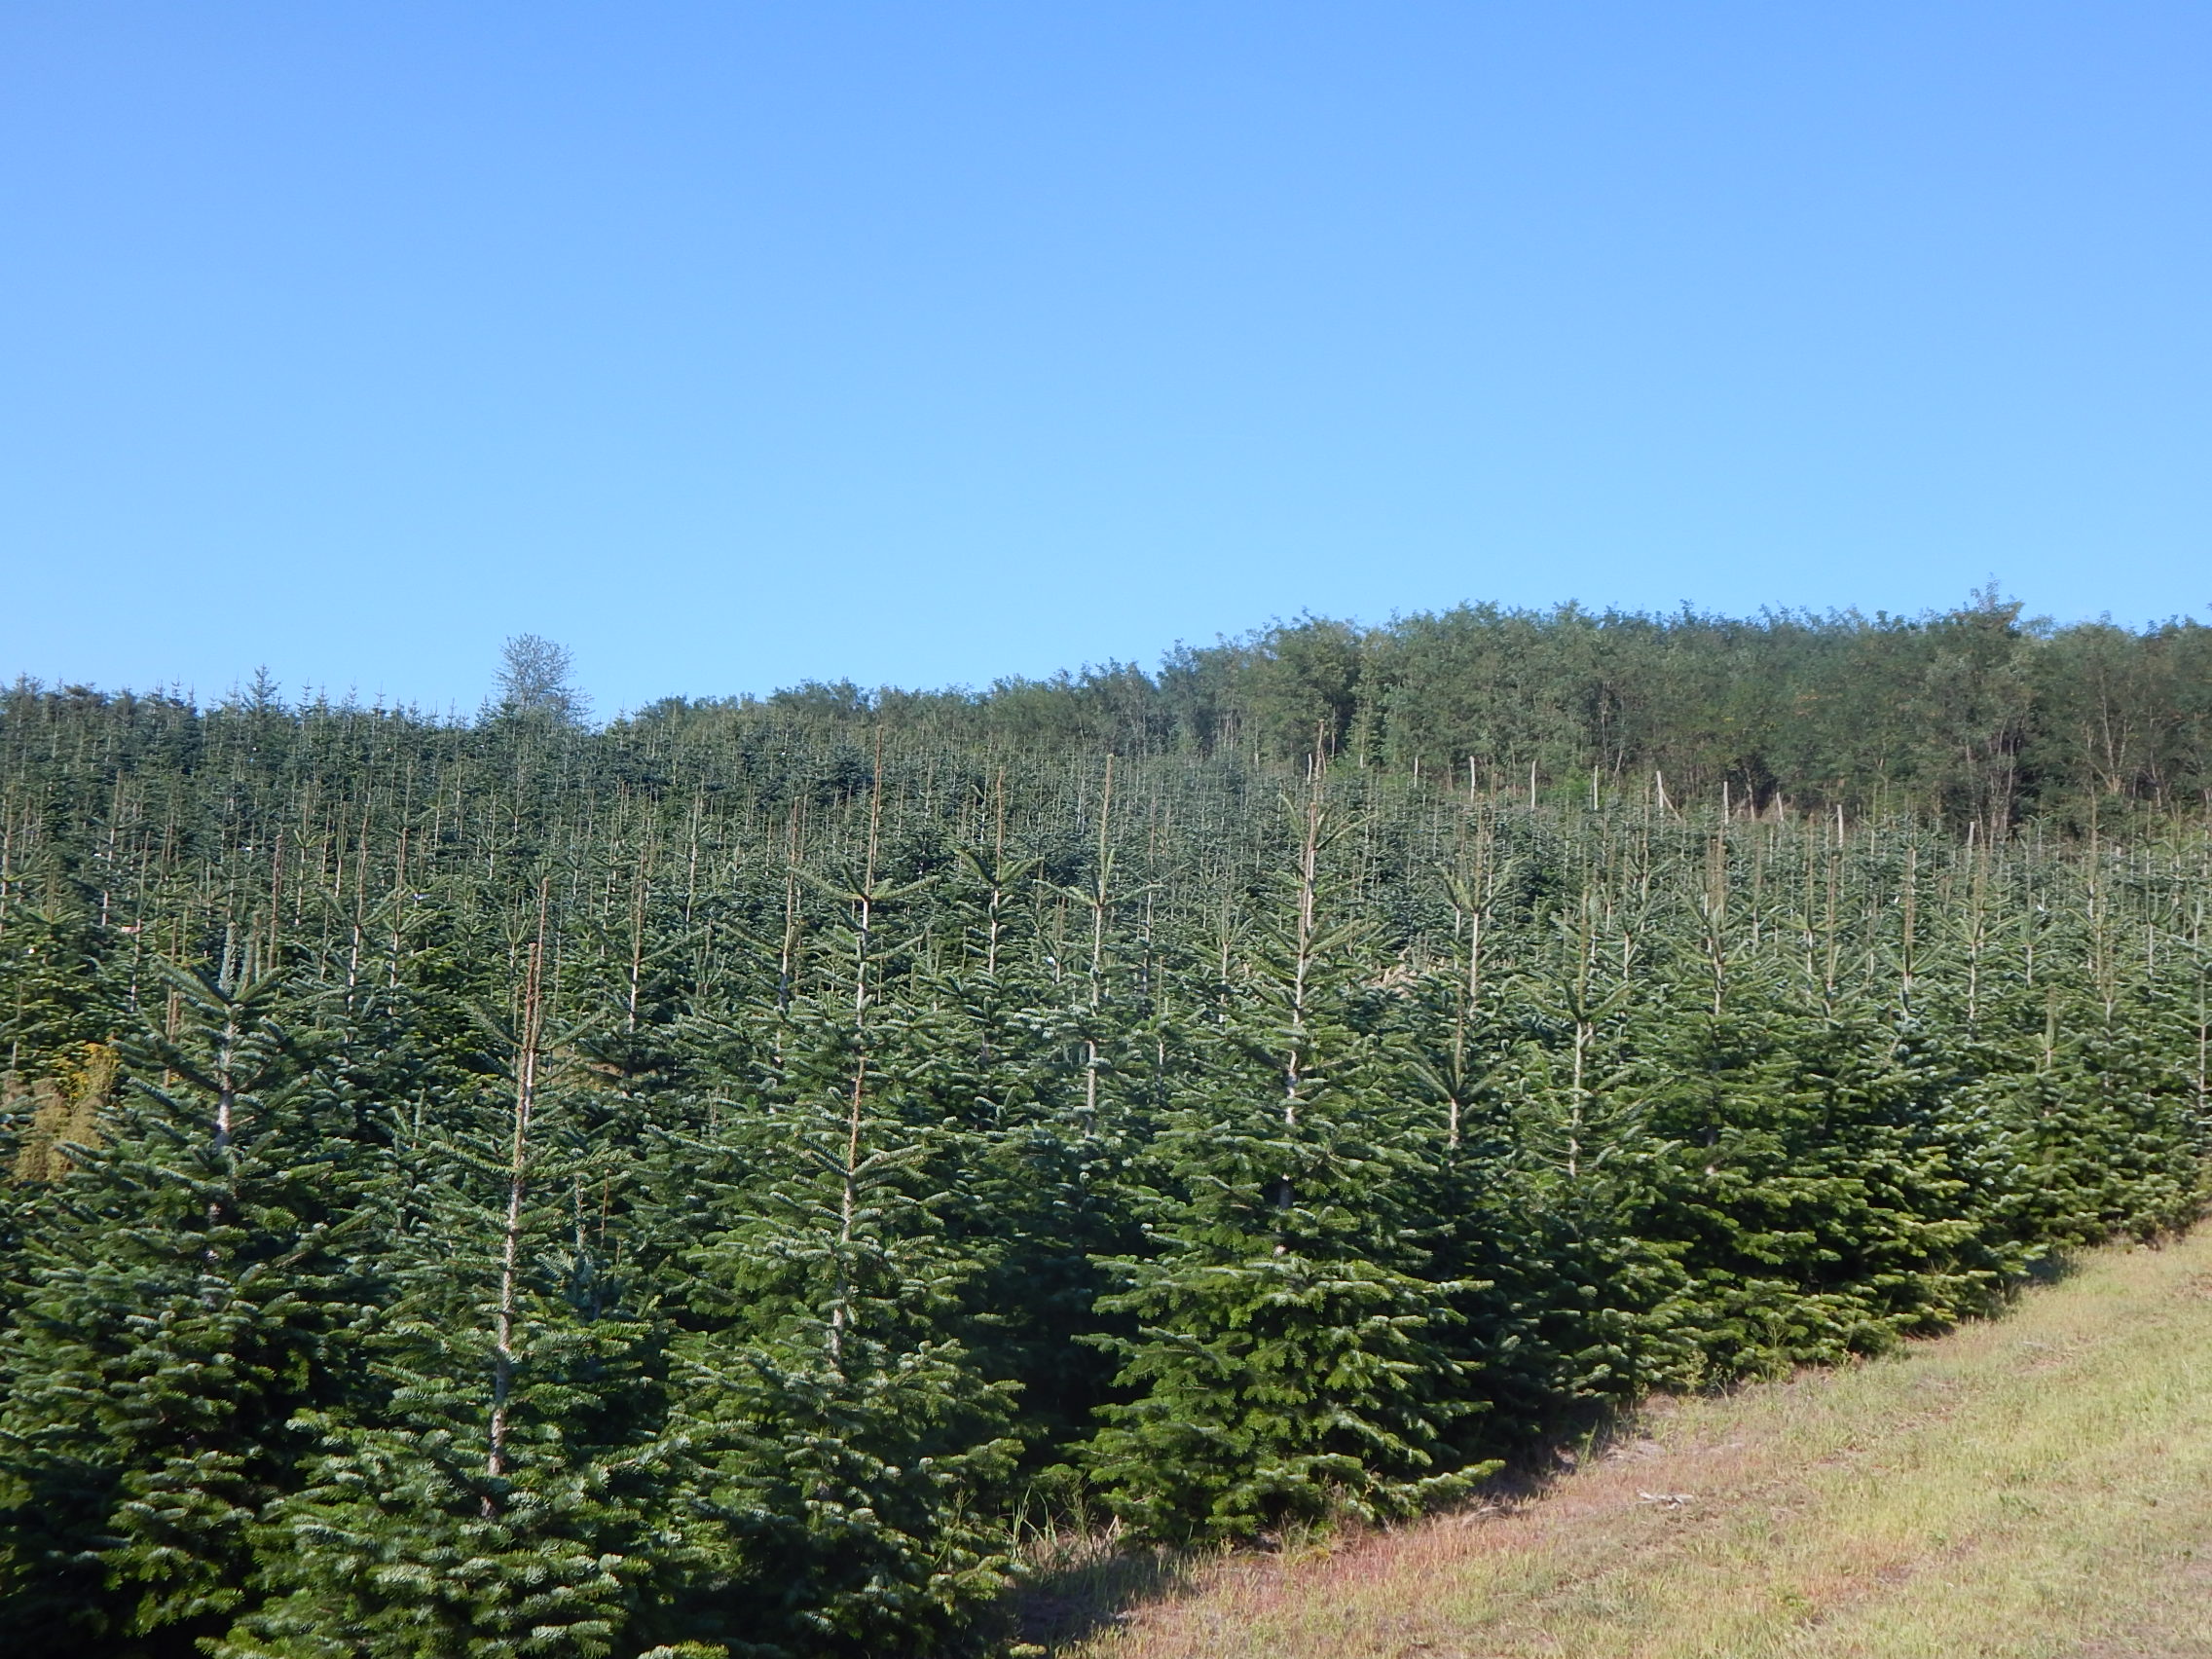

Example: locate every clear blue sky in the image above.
[4,3,2207,717]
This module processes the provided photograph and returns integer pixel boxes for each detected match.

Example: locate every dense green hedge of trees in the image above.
[644,595,2212,827]
[0,621,2206,1657]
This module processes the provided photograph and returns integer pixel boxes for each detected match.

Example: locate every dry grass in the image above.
[1046,1229,2212,1658]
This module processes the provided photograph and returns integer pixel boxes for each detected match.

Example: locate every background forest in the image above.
[667,598,2212,828]
[1,601,2207,1658]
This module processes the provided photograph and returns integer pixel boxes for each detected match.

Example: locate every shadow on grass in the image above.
[1004,1526,1198,1655]
[997,1426,1618,1654]
[999,1243,2156,1651]
[997,1378,1825,1654]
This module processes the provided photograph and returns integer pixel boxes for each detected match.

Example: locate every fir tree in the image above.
[225,908,678,1659]
[0,946,375,1656]
[667,793,1019,1657]
[1087,787,1482,1541]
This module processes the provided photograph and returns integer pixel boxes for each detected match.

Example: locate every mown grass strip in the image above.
[1058,1229,2212,1658]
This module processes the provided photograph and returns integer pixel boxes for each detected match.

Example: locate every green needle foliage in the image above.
[226,929,678,1659]
[1088,788,1487,1541]
[0,616,2206,1652]
[0,951,378,1657]
[670,839,1019,1657]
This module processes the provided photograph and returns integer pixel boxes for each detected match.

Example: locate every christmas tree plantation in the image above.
[1,672,2207,1658]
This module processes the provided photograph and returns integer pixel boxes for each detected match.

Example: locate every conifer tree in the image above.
[1087,785,1482,1541]
[0,944,373,1656]
[0,903,116,1075]
[226,904,678,1659]
[1463,879,1696,1434]
[931,773,1144,1455]
[667,782,1018,1658]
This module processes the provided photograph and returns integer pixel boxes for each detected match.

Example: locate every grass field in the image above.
[1032,1229,2212,1658]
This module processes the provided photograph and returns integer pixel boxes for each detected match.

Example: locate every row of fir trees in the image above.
[0,681,2207,1657]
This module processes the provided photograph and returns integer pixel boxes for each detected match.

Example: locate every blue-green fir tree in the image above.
[666,800,1019,1658]
[0,942,382,1658]
[224,908,682,1659]
[1087,785,1485,1542]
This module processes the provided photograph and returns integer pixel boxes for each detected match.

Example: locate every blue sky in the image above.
[3,3,2207,717]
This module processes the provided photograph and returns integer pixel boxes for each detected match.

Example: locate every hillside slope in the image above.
[1056,1228,2212,1658]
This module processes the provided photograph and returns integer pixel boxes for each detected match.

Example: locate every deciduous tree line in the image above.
[649,596,2212,825]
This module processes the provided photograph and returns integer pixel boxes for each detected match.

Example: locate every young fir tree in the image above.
[1945,857,2207,1250]
[667,792,1019,1658]
[1086,785,1484,1542]
[0,903,117,1076]
[225,907,682,1659]
[927,775,1147,1460]
[1467,879,1697,1433]
[1981,998,2205,1247]
[0,944,376,1657]
[1624,983,1991,1374]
